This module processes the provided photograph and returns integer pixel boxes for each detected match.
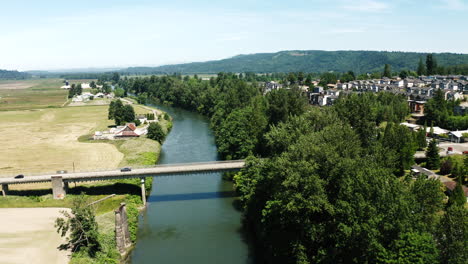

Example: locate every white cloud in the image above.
[341,0,390,12]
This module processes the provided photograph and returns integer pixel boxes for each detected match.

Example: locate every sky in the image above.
[1,0,468,71]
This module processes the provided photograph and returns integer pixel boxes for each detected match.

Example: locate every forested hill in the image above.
[123,50,468,74]
[0,69,30,80]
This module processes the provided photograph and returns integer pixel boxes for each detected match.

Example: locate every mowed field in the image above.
[0,105,123,176]
[0,79,67,111]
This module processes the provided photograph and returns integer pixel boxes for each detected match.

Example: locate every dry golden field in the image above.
[0,105,123,176]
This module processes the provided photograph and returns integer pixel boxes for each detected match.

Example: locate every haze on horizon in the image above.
[1,0,468,71]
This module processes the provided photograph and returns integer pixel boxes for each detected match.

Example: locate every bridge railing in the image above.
[0,160,246,179]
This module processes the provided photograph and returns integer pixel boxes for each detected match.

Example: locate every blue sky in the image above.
[1,0,467,70]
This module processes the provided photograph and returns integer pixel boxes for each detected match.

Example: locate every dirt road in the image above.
[0,208,71,264]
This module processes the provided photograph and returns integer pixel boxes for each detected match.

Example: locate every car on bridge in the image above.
[14,174,24,179]
[120,167,132,172]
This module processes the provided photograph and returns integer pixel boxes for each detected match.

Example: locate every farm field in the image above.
[0,105,123,176]
[0,79,67,111]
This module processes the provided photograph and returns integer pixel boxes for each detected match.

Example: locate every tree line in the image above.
[120,73,467,264]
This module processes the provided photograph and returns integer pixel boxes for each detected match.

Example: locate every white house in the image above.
[449,130,468,143]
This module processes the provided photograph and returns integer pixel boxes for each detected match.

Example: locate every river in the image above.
[130,103,254,263]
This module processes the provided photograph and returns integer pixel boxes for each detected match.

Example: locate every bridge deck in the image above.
[0,160,245,185]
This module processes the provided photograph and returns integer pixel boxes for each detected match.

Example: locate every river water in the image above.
[130,103,253,264]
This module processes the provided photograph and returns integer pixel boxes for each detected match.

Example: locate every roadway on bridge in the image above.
[0,160,246,185]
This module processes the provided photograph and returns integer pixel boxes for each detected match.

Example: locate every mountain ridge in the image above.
[121,50,468,74]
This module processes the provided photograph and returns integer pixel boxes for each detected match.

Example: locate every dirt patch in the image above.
[0,208,71,264]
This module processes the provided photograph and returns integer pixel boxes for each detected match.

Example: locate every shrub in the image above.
[440,158,453,175]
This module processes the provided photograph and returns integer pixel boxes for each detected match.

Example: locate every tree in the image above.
[437,204,468,264]
[417,57,426,76]
[147,122,165,143]
[426,54,438,75]
[426,139,440,169]
[448,174,466,207]
[383,64,392,77]
[377,232,439,264]
[122,104,135,124]
[55,195,100,256]
[108,99,133,125]
[424,89,449,127]
[112,72,120,83]
[415,126,427,150]
[114,87,125,98]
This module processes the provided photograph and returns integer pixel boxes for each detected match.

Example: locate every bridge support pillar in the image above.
[140,177,146,206]
[64,181,69,192]
[1,184,8,197]
[52,176,66,199]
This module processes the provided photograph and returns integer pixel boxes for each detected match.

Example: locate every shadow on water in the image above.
[148,191,237,202]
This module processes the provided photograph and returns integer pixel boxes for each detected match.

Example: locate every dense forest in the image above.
[121,74,468,264]
[0,69,30,80]
[121,50,468,74]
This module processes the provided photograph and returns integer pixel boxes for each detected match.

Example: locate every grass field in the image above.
[0,105,123,176]
[0,79,67,111]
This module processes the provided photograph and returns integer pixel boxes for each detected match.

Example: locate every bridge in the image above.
[0,160,246,204]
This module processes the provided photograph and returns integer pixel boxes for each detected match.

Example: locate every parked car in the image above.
[463,150,468,155]
[120,167,132,172]
[56,170,67,174]
[14,174,24,179]
[447,147,454,155]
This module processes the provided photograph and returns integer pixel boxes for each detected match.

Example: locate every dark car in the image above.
[14,174,24,179]
[56,170,67,174]
[120,167,132,172]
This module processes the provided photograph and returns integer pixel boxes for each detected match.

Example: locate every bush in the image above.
[440,158,453,175]
[147,122,166,143]
[134,119,141,126]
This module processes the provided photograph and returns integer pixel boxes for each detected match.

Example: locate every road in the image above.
[414,142,468,159]
[0,160,246,185]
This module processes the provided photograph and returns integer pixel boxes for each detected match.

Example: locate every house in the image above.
[114,123,140,138]
[425,126,449,137]
[448,130,468,143]
[61,85,71,89]
[264,81,282,93]
[408,100,426,114]
[400,122,421,131]
[393,79,405,87]
[81,83,92,89]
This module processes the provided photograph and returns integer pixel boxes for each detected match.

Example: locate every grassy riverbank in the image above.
[0,80,172,263]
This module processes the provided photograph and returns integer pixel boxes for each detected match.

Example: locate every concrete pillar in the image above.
[115,208,125,254]
[140,177,146,206]
[64,182,69,192]
[120,203,132,247]
[51,176,66,199]
[115,203,131,255]
[1,184,8,197]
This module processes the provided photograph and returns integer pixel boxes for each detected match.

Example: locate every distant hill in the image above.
[0,69,30,80]
[121,50,468,74]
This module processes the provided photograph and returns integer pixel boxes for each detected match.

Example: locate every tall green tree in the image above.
[383,64,392,77]
[426,54,438,75]
[55,195,100,257]
[426,139,440,169]
[437,204,468,264]
[424,89,449,127]
[417,57,426,76]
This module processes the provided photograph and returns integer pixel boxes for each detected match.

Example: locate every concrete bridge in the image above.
[0,160,245,204]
